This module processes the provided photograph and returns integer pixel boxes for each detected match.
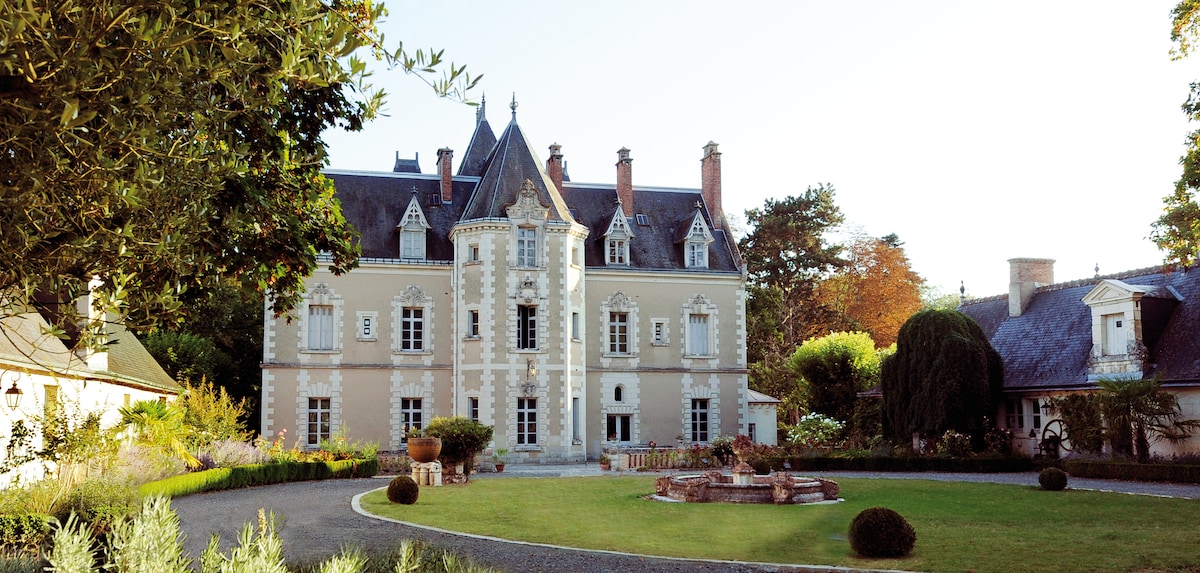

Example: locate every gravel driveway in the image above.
[170,470,1200,573]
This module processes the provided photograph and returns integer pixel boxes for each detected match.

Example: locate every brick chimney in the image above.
[547,143,564,193]
[437,147,453,202]
[701,141,723,230]
[1008,258,1055,317]
[616,147,633,216]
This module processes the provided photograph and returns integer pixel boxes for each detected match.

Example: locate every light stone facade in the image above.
[261,105,757,462]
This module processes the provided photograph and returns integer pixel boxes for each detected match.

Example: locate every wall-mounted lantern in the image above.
[4,372,22,410]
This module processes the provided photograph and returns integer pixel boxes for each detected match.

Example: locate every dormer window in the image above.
[604,210,634,267]
[682,211,714,269]
[396,195,431,261]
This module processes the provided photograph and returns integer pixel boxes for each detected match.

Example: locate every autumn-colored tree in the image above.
[817,232,923,348]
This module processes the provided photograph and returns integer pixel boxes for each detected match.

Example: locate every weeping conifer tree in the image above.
[880,309,1004,448]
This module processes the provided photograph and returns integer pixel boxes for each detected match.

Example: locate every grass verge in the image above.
[359,476,1200,573]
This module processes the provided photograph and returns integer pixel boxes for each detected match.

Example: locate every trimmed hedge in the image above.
[0,513,51,554]
[140,458,379,498]
[785,456,1031,473]
[1063,460,1200,484]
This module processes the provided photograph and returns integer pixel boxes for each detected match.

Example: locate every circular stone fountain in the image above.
[652,466,840,505]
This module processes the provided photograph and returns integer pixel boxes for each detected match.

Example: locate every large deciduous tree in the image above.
[880,309,1003,449]
[816,232,924,348]
[1151,1,1200,267]
[739,187,845,411]
[0,1,478,356]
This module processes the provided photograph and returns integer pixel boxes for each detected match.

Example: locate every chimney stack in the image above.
[437,148,453,203]
[548,144,564,194]
[1008,258,1055,317]
[616,147,633,216]
[701,141,723,230]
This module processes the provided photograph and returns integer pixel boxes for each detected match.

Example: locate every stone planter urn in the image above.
[407,437,442,463]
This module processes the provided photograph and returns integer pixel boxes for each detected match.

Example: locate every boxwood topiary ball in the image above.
[848,506,916,558]
[1038,467,1068,491]
[387,475,420,505]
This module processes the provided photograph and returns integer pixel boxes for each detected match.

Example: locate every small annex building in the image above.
[0,308,180,485]
[261,99,758,463]
[959,258,1200,458]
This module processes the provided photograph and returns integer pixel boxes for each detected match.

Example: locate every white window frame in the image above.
[400,229,425,260]
[356,311,378,341]
[516,227,538,267]
[608,311,630,354]
[469,397,480,422]
[400,307,424,352]
[517,397,538,446]
[307,397,331,447]
[517,304,538,350]
[571,312,581,341]
[607,414,632,443]
[687,314,710,356]
[686,242,708,268]
[308,305,334,351]
[690,398,709,443]
[467,309,480,338]
[608,238,629,265]
[400,398,423,443]
[651,319,668,346]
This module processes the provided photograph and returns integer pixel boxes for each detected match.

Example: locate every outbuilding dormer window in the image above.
[396,194,431,261]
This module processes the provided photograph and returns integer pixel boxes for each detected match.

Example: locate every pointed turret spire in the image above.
[510,93,518,119]
[476,93,487,124]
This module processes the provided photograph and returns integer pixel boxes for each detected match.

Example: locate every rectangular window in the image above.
[469,397,480,422]
[652,320,667,345]
[517,305,537,350]
[606,414,632,442]
[608,312,629,354]
[687,314,709,356]
[572,397,580,443]
[357,312,377,341]
[401,398,422,443]
[467,310,480,338]
[635,213,650,226]
[308,305,333,350]
[748,422,757,443]
[401,230,424,260]
[307,397,331,446]
[690,398,709,443]
[401,307,424,351]
[469,244,480,262]
[516,227,537,267]
[608,239,627,265]
[517,398,537,445]
[571,312,581,340]
[1005,399,1024,430]
[687,243,707,268]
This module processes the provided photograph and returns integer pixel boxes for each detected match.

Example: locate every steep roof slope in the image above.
[959,267,1200,391]
[459,113,573,223]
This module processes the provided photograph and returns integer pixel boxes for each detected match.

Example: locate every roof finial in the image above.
[959,280,966,305]
[694,200,703,210]
[1094,262,1100,277]
[510,93,518,118]
[411,185,418,195]
[476,93,486,124]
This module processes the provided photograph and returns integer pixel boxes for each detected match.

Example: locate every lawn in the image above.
[358,475,1200,573]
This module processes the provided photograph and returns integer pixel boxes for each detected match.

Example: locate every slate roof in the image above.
[325,108,743,274]
[392,153,421,173]
[959,266,1200,392]
[458,103,496,177]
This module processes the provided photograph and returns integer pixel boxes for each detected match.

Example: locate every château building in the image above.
[260,100,765,463]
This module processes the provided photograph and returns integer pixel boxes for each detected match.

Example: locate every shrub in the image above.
[848,506,916,558]
[785,413,845,449]
[59,476,141,537]
[935,430,972,458]
[0,513,51,556]
[709,435,735,466]
[203,438,267,468]
[112,443,188,484]
[424,417,493,477]
[1039,467,1068,491]
[387,476,419,505]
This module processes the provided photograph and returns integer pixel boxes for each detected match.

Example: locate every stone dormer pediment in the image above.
[396,195,431,231]
[1081,280,1149,306]
[506,180,549,225]
[603,209,634,239]
[1081,279,1169,380]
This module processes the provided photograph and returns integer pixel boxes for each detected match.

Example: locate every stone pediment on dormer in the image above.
[603,209,634,239]
[505,180,549,225]
[396,194,431,231]
[1081,280,1149,306]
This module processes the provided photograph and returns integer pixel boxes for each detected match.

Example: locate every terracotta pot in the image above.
[494,463,505,473]
[407,437,442,463]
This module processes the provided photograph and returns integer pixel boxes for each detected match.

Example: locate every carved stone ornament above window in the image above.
[688,294,711,312]
[608,291,633,312]
[311,283,331,305]
[505,180,549,224]
[518,274,539,303]
[397,285,429,306]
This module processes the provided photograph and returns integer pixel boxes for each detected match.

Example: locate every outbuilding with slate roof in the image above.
[959,258,1200,458]
[261,100,762,464]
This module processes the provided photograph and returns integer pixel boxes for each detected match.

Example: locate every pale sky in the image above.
[323,1,1196,299]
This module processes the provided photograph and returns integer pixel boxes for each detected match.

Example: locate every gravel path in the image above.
[170,469,1200,573]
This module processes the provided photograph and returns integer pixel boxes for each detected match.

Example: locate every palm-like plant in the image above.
[1095,377,1200,463]
[119,400,200,469]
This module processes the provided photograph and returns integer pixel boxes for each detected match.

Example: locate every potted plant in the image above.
[405,427,442,464]
[491,448,509,472]
[425,416,494,481]
[598,453,611,471]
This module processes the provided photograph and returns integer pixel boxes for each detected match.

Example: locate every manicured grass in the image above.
[359,476,1200,573]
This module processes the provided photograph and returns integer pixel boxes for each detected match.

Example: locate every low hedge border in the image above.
[140,458,379,498]
[0,513,51,554]
[781,456,1032,473]
[1063,460,1200,484]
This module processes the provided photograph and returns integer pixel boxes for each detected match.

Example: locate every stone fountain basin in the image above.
[653,471,839,504]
